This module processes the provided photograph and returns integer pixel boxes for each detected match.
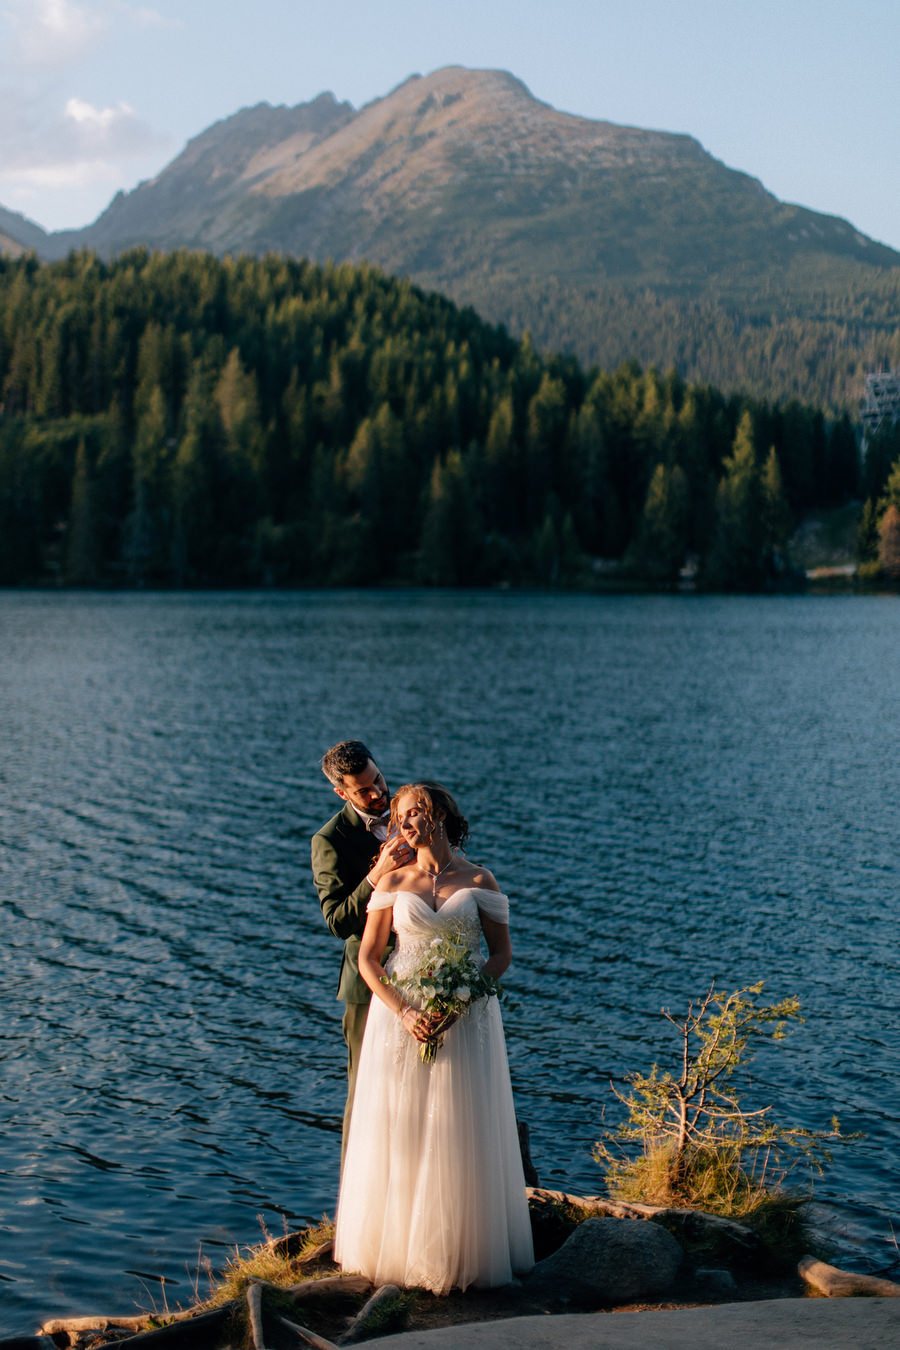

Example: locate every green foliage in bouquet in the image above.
[383,927,500,1063]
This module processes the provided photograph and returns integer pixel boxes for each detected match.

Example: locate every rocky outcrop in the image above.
[526,1187,762,1265]
[525,1216,683,1306]
[16,1205,900,1350]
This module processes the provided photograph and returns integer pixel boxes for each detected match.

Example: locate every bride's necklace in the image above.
[417,854,455,899]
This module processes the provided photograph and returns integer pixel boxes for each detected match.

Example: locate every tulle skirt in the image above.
[334,994,534,1293]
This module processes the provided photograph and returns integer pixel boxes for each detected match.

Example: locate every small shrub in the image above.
[593,982,848,1226]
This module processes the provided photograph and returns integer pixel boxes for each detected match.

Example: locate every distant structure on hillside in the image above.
[861,369,900,452]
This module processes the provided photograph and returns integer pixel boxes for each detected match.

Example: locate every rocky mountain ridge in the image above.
[41,67,897,275]
[4,66,899,408]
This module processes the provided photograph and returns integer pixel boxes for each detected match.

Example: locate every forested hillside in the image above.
[457,266,900,414]
[0,249,882,590]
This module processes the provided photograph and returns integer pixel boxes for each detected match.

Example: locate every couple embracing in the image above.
[311,740,534,1295]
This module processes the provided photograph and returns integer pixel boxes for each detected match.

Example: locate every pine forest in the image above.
[1,248,896,591]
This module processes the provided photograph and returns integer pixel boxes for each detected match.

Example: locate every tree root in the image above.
[798,1255,900,1298]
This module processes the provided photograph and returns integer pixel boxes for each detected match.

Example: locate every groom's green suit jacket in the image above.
[311,801,381,1005]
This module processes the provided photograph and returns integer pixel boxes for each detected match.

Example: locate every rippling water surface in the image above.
[1,590,898,1333]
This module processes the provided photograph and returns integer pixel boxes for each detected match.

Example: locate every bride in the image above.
[333,782,534,1294]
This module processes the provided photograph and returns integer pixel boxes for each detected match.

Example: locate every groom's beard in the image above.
[353,791,389,816]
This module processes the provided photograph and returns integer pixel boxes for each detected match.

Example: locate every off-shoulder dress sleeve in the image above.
[367,890,395,913]
[474,889,509,924]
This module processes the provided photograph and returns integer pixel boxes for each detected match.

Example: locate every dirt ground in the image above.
[304,1264,809,1344]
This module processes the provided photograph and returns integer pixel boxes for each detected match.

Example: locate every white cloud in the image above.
[4,0,106,68]
[65,94,135,130]
[1,1,179,70]
[109,1,183,32]
[0,1,175,225]
[127,4,178,28]
[0,91,172,225]
[0,88,170,177]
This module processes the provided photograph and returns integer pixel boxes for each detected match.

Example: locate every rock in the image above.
[525,1216,683,1306]
[526,1188,761,1264]
[652,1206,762,1262]
[0,1340,57,1350]
[100,1306,234,1349]
[694,1266,738,1294]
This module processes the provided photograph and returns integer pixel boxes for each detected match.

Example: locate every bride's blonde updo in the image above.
[390,782,470,848]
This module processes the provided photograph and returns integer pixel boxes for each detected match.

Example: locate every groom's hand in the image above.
[368,835,414,886]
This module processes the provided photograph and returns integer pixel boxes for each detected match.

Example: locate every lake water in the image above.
[1,590,898,1334]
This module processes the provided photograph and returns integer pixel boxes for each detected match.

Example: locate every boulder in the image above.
[525,1216,683,1306]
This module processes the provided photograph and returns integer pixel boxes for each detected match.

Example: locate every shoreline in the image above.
[18,1195,900,1349]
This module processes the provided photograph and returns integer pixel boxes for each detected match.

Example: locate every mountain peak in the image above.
[36,64,898,282]
[21,63,900,409]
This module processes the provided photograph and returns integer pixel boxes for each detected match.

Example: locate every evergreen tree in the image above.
[0,247,871,590]
[629,462,690,583]
[760,446,792,576]
[0,422,42,582]
[566,400,615,553]
[125,384,170,583]
[276,371,312,516]
[877,455,900,515]
[484,393,519,532]
[878,503,900,582]
[417,452,481,585]
[857,498,880,564]
[531,510,560,584]
[557,511,589,586]
[64,438,98,584]
[524,373,567,527]
[36,322,66,419]
[705,411,764,590]
[214,348,264,575]
[170,365,223,584]
[826,414,860,504]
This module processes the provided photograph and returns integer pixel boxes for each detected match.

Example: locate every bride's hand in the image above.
[399,1007,433,1042]
[420,1008,458,1038]
[398,1005,458,1043]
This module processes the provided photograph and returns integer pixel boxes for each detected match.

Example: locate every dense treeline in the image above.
[0,249,872,590]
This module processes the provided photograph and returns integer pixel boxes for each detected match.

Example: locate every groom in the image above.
[311,740,413,1157]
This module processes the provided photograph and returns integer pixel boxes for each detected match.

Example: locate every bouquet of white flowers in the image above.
[383,927,500,1063]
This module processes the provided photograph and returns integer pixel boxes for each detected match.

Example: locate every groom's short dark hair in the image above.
[321,739,375,786]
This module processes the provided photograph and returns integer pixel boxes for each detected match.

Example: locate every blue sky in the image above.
[2,0,898,250]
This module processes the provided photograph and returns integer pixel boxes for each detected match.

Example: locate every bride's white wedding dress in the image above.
[334,888,534,1294]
